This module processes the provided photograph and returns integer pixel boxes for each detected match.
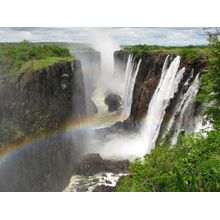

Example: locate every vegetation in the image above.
[124,44,211,61]
[0,40,75,82]
[0,41,76,147]
[117,131,220,192]
[118,37,220,192]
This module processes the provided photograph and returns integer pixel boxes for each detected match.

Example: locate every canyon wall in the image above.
[114,51,209,122]
[0,60,87,191]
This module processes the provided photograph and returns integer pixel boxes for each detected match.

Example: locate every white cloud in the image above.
[0,27,208,46]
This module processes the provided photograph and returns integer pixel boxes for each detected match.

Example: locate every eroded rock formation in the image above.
[0,60,87,191]
[114,51,209,122]
[104,93,122,112]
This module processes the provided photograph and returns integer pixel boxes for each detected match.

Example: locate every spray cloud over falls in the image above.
[88,30,121,94]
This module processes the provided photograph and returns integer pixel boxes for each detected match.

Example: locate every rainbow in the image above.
[0,114,126,166]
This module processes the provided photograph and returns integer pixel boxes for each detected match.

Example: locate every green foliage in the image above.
[0,41,73,82]
[117,131,220,192]
[118,37,220,192]
[197,35,220,127]
[124,44,151,57]
[179,48,201,62]
[124,44,210,61]
[20,57,75,74]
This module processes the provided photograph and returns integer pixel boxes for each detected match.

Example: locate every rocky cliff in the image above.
[0,60,87,191]
[114,50,209,122]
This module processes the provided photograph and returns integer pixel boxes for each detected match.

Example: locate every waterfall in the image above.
[142,55,185,153]
[89,31,121,93]
[170,73,200,144]
[161,69,194,138]
[90,55,204,160]
[122,55,141,118]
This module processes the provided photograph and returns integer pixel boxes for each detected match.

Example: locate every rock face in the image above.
[114,50,130,76]
[17,61,87,134]
[114,51,209,122]
[92,185,116,192]
[0,60,87,191]
[104,93,122,112]
[75,153,130,176]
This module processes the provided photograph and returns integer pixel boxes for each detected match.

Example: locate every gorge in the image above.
[0,38,217,192]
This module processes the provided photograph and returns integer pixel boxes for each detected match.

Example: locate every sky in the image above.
[0,27,209,46]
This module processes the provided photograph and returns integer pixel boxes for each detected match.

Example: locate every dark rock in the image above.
[75,153,130,176]
[114,50,209,145]
[76,185,88,192]
[114,51,209,122]
[0,60,87,192]
[93,178,99,183]
[92,185,116,192]
[110,118,141,133]
[104,93,122,112]
[105,180,112,184]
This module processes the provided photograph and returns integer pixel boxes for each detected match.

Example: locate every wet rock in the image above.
[114,51,209,121]
[76,185,88,192]
[75,153,130,176]
[93,178,99,183]
[110,119,141,133]
[92,185,116,192]
[0,60,87,192]
[105,180,112,184]
[104,93,122,112]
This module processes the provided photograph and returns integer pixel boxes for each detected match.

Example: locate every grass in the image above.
[123,44,211,61]
[11,56,77,84]
[0,41,77,83]
[20,56,76,73]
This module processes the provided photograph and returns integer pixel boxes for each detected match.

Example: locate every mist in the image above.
[79,30,146,161]
[88,30,123,95]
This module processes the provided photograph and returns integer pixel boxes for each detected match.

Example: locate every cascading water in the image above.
[64,52,207,191]
[141,55,185,153]
[161,69,195,138]
[170,73,200,144]
[122,55,141,118]
[95,55,187,160]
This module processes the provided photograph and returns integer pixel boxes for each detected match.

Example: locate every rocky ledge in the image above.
[75,153,130,176]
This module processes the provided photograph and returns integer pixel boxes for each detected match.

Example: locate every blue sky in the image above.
[0,27,208,46]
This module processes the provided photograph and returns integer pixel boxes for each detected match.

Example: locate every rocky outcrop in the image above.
[92,185,116,192]
[75,153,130,176]
[0,60,87,191]
[16,61,87,135]
[104,93,122,112]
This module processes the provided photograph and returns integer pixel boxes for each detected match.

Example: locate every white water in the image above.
[171,73,200,144]
[122,55,141,118]
[93,55,186,159]
[64,172,127,192]
[162,69,195,138]
[78,50,204,162]
[88,31,121,94]
[141,55,185,153]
